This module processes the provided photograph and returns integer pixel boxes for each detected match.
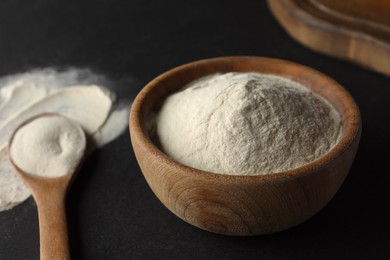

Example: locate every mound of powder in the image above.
[156,72,342,175]
[9,116,86,178]
[0,68,132,211]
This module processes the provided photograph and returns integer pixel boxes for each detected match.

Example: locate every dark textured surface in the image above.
[0,1,389,259]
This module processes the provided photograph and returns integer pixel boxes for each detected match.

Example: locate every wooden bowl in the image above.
[129,56,361,236]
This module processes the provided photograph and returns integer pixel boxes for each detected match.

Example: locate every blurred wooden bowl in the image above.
[129,56,361,236]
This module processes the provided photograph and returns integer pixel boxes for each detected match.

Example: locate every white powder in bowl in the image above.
[156,72,342,175]
[9,115,86,178]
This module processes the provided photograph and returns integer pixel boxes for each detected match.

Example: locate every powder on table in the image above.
[155,72,342,175]
[9,116,86,178]
[0,68,131,211]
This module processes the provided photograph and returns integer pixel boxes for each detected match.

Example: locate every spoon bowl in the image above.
[8,113,86,260]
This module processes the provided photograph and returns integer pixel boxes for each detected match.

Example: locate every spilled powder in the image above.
[10,116,86,178]
[0,68,132,211]
[156,72,342,175]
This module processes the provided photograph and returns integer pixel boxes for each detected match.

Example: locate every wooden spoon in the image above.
[8,113,87,260]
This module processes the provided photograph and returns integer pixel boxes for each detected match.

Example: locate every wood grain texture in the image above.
[315,0,390,26]
[15,174,72,260]
[129,56,361,236]
[268,0,390,77]
[8,113,86,260]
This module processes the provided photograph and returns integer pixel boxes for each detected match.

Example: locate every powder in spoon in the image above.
[155,72,342,175]
[9,115,86,178]
[0,68,131,211]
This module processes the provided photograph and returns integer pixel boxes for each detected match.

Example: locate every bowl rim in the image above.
[130,56,361,182]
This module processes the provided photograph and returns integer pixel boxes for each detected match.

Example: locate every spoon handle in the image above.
[35,189,70,260]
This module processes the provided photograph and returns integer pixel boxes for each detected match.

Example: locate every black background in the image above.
[0,1,389,259]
